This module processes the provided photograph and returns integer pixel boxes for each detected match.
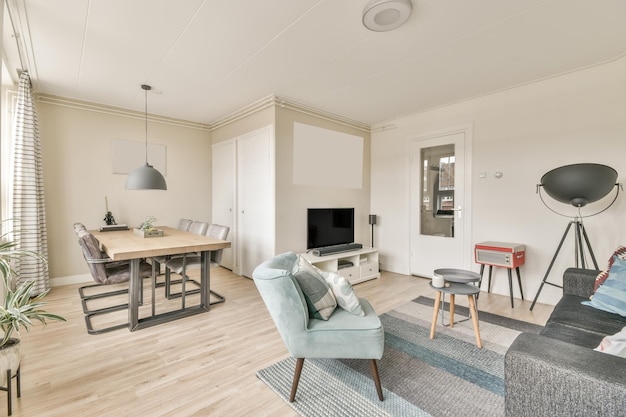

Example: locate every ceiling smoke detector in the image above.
[362,0,413,32]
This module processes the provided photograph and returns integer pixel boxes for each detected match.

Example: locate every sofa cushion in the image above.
[292,255,337,320]
[541,321,606,349]
[547,294,626,338]
[583,257,626,317]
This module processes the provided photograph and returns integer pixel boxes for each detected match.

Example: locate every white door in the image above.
[410,131,471,277]
[237,127,274,278]
[211,140,236,270]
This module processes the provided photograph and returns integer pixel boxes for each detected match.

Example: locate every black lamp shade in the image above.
[541,163,617,207]
[369,214,377,225]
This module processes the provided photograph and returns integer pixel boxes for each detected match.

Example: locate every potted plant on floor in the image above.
[0,231,65,388]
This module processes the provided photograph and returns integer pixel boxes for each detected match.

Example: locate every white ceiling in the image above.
[3,0,626,127]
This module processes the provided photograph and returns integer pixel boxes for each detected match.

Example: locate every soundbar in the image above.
[311,243,363,256]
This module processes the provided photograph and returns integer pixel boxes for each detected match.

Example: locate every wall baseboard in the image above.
[50,274,92,287]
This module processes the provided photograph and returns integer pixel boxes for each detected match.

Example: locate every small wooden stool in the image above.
[429,282,482,348]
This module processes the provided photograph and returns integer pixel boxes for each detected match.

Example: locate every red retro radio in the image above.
[474,241,525,268]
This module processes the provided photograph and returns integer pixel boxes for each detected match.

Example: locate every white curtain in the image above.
[10,71,49,294]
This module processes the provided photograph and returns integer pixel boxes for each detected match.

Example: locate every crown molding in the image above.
[35,93,211,131]
[274,96,371,133]
[33,92,372,133]
[208,94,276,131]
[209,94,371,133]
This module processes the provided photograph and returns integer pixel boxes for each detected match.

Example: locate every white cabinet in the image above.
[212,126,274,277]
[211,141,236,270]
[301,248,380,285]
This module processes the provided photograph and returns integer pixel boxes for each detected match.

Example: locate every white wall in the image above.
[371,57,626,306]
[274,106,372,254]
[37,101,212,281]
[210,104,371,264]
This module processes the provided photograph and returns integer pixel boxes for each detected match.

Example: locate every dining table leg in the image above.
[201,251,210,310]
[129,258,141,331]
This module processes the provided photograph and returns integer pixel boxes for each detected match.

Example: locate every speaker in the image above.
[369,214,377,225]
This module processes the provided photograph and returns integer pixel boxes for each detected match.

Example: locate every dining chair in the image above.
[177,218,193,232]
[150,218,195,274]
[189,220,209,235]
[164,224,230,304]
[73,222,87,234]
[76,230,154,334]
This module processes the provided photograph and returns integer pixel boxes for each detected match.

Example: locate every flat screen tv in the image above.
[307,208,354,249]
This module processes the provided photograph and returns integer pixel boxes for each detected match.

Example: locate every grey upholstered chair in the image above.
[189,220,209,235]
[150,218,195,273]
[76,230,153,334]
[164,224,230,304]
[252,252,385,402]
[177,218,193,232]
[73,222,87,234]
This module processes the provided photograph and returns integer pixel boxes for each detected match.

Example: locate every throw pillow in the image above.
[594,326,626,358]
[594,246,626,292]
[321,271,365,316]
[292,256,337,320]
[583,257,626,317]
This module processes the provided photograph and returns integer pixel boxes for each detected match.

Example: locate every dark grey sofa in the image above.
[505,268,626,417]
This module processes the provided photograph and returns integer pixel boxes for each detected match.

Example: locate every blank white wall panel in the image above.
[293,122,363,189]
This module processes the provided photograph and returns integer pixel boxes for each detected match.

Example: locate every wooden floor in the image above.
[11,268,555,417]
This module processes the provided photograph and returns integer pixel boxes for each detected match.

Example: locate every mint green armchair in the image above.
[252,252,384,402]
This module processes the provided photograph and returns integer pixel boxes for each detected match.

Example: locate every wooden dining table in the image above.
[92,226,231,331]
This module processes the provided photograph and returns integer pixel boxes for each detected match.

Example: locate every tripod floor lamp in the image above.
[530,163,621,310]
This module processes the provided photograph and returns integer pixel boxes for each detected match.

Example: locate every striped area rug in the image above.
[257,296,542,417]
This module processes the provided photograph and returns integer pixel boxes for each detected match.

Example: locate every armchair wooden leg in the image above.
[430,290,442,339]
[289,358,305,402]
[369,359,384,401]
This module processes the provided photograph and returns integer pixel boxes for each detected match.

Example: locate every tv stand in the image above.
[301,247,379,285]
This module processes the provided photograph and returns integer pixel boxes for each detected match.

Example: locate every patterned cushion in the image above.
[595,326,626,357]
[594,246,626,292]
[322,271,365,316]
[292,256,337,320]
[583,257,626,317]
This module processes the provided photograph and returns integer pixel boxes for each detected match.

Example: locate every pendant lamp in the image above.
[125,84,167,190]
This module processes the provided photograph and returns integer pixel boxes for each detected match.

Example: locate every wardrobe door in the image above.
[237,127,273,278]
[211,140,236,270]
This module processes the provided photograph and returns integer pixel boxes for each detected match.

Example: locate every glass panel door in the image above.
[410,130,469,278]
[420,144,455,237]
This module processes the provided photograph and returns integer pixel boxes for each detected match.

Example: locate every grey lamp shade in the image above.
[125,163,167,190]
[541,163,617,207]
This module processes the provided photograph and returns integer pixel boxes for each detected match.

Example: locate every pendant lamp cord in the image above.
[142,84,152,165]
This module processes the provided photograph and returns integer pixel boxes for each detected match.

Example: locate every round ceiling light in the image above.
[363,0,413,32]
